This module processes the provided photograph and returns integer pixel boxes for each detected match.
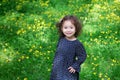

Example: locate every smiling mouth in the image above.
[66,33,72,35]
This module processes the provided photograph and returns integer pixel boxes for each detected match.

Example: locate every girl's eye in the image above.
[64,27,67,29]
[70,27,73,29]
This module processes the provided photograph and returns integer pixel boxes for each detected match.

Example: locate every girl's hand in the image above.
[68,66,76,73]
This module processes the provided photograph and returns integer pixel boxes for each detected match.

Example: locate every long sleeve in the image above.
[71,42,87,72]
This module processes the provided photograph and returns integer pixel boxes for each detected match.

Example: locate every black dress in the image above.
[50,37,87,80]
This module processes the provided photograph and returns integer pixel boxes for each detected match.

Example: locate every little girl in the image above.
[50,15,87,80]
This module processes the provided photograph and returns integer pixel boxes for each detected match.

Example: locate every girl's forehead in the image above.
[64,20,72,23]
[62,21,75,28]
[63,20,74,25]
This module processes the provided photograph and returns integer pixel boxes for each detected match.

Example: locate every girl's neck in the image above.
[65,36,77,41]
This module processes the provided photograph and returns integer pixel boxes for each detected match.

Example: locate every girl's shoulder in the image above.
[58,37,64,42]
[57,37,64,45]
[75,39,84,47]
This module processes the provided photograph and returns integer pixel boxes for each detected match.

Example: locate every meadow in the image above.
[0,0,120,80]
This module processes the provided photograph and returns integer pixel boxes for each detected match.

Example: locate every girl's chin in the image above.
[65,35,72,37]
[65,36,75,38]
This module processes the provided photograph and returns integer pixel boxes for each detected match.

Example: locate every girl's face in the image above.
[62,20,76,39]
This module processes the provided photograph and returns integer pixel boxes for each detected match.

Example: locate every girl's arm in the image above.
[71,42,87,72]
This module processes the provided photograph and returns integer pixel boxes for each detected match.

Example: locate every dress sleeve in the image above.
[71,42,87,72]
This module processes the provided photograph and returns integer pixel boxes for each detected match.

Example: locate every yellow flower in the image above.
[21,56,25,59]
[105,36,107,38]
[29,49,32,52]
[26,56,29,59]
[40,52,43,56]
[47,68,50,71]
[93,72,96,75]
[6,59,10,63]
[90,38,93,41]
[101,78,104,80]
[47,57,50,60]
[92,63,94,65]
[40,46,42,49]
[109,36,111,39]
[115,31,117,34]
[18,59,21,62]
[94,58,97,61]
[105,75,108,78]
[99,73,102,78]
[3,48,7,53]
[16,30,21,35]
[47,51,50,53]
[24,77,28,80]
[16,5,22,10]
[112,59,116,63]
[95,64,98,67]
[17,77,20,80]
[32,45,35,48]
[101,31,105,34]
[111,63,114,66]
[90,33,92,36]
[92,67,95,70]
[35,50,39,53]
[27,26,31,30]
[99,36,101,38]
[87,55,89,58]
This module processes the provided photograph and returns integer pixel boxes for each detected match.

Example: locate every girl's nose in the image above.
[67,28,71,31]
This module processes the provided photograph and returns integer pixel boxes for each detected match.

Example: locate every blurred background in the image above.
[0,0,120,80]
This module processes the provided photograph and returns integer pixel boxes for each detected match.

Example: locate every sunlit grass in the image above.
[0,0,120,80]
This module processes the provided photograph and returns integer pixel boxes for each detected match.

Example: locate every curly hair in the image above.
[56,15,83,38]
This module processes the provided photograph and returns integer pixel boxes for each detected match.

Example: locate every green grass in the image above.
[0,0,120,80]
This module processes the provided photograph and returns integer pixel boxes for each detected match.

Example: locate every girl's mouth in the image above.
[66,33,72,34]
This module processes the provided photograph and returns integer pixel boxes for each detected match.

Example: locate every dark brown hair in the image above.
[56,15,83,38]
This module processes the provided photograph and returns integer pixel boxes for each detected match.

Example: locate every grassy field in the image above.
[0,0,120,80]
